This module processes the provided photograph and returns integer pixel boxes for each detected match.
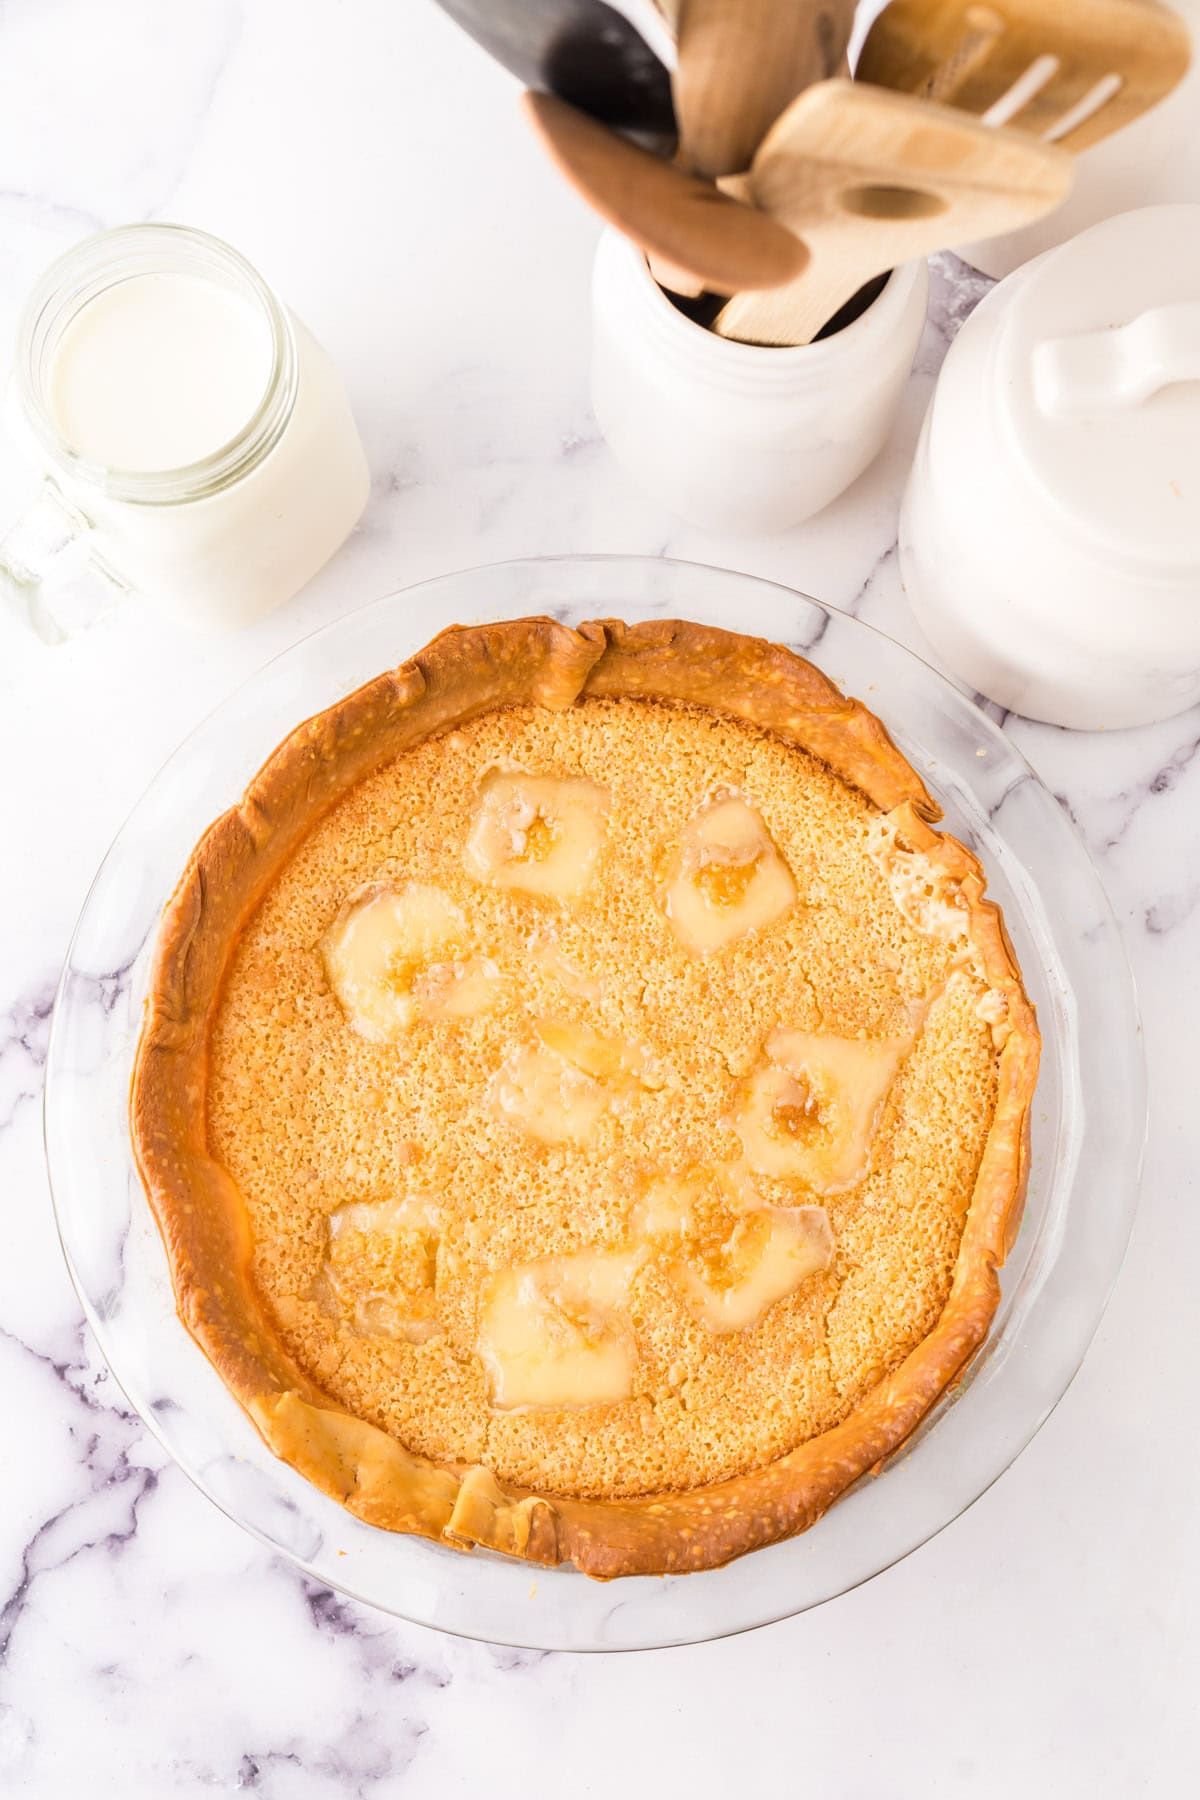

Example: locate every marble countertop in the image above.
[1,2,1196,1794]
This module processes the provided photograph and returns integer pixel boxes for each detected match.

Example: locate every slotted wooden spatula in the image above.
[672,0,857,176]
[856,0,1191,152]
[713,79,1072,345]
[523,90,809,295]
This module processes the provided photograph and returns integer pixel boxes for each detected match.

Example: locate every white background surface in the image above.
[0,2,1196,1794]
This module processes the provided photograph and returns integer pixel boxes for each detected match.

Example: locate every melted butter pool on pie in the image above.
[488,1018,666,1148]
[665,791,796,954]
[464,769,610,902]
[479,1249,641,1410]
[632,1170,835,1335]
[736,1027,913,1190]
[320,881,504,1040]
[320,1193,443,1344]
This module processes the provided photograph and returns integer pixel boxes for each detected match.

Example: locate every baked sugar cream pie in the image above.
[131,617,1039,1579]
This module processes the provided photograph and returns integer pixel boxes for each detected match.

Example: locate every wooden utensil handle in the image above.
[712,267,844,345]
[674,0,858,177]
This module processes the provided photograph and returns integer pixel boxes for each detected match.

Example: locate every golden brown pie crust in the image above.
[130,617,1039,1578]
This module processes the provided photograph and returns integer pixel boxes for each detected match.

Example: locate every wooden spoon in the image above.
[713,79,1072,345]
[856,0,1191,154]
[523,90,809,295]
[672,0,857,177]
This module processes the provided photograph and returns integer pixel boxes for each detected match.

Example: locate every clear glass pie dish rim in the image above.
[44,553,1145,1652]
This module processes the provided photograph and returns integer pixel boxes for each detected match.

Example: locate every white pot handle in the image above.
[1032,303,1200,418]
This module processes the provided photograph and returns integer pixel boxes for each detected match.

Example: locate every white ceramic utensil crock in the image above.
[900,205,1200,730]
[591,228,928,533]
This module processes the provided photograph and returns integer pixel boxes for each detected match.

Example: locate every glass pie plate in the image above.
[45,556,1144,1651]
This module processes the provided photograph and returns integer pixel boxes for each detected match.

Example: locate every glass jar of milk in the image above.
[0,224,369,634]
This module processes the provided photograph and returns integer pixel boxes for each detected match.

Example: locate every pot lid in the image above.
[998,205,1200,569]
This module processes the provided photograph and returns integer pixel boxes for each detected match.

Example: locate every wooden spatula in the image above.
[856,0,1191,153]
[672,0,857,177]
[712,79,1072,345]
[523,90,809,294]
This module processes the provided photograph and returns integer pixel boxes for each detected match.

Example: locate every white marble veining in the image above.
[0,2,1197,1794]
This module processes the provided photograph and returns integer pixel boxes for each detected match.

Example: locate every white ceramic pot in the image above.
[900,205,1200,731]
[590,229,928,534]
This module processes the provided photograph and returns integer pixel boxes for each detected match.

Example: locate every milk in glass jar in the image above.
[1,224,369,633]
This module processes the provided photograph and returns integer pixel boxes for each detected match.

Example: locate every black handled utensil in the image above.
[432,0,677,149]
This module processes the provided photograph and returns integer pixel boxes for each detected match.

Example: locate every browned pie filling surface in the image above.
[208,695,999,1502]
